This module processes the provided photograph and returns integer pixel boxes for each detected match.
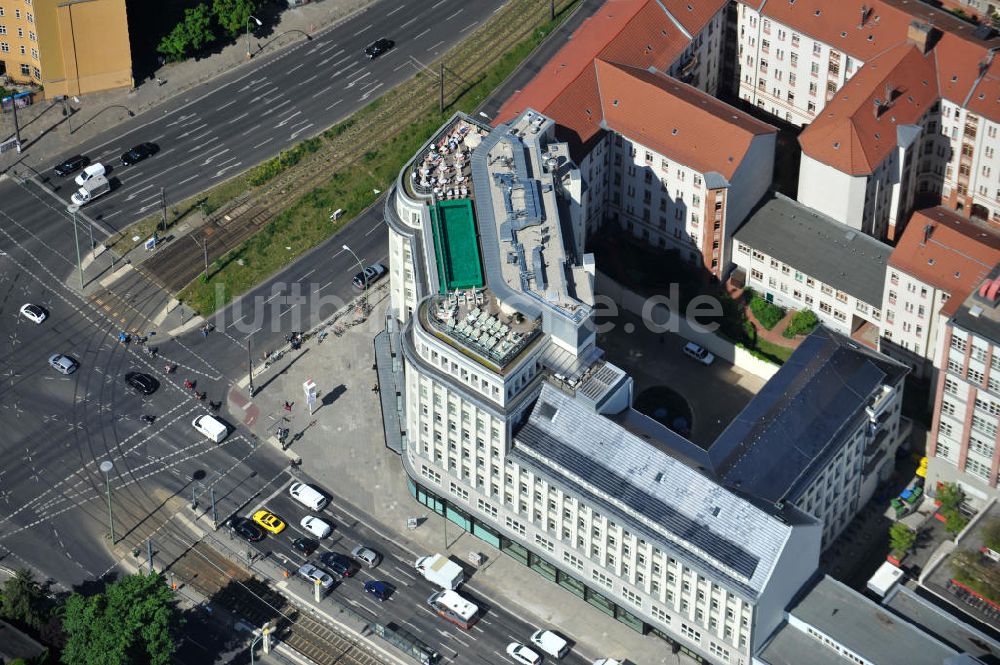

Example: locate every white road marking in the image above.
[387,5,404,15]
[227,112,250,124]
[427,40,445,52]
[461,20,478,32]
[261,99,293,116]
[346,71,371,88]
[311,85,334,99]
[290,123,314,140]
[325,99,343,111]
[446,8,463,20]
[432,0,447,8]
[353,24,373,36]
[414,28,431,40]
[275,111,302,128]
[241,123,262,137]
[215,99,239,111]
[253,137,274,150]
[287,63,305,74]
[400,16,418,29]
[320,45,343,56]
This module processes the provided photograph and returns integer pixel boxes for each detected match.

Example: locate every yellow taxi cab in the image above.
[252,509,286,534]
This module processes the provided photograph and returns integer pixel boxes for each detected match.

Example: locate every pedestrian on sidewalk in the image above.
[284,401,292,413]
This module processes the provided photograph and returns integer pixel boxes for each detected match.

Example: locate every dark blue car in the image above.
[363,580,390,602]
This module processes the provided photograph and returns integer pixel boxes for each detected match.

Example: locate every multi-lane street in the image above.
[29,0,507,230]
[0,0,620,661]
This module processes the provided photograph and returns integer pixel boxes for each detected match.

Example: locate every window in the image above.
[966,458,991,480]
[20,63,29,76]
[0,25,5,35]
[0,42,8,53]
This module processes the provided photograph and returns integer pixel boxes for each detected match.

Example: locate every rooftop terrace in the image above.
[406,118,489,201]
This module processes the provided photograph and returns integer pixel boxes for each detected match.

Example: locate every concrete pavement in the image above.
[226,288,693,665]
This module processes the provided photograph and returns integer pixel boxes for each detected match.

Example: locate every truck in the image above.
[414,553,464,590]
[70,174,110,206]
[427,589,478,629]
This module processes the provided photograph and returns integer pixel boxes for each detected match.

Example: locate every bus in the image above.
[427,589,479,629]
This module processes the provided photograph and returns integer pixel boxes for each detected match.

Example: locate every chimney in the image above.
[884,83,894,104]
[907,20,935,54]
[922,223,934,245]
[859,4,870,29]
[873,97,884,118]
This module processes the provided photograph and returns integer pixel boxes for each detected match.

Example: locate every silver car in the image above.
[351,545,381,568]
[297,563,335,590]
[49,354,79,375]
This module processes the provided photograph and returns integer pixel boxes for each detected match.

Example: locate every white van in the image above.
[192,414,228,443]
[74,162,106,186]
[289,482,328,511]
[530,629,569,658]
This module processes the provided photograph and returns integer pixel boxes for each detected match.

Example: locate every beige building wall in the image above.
[1,0,131,97]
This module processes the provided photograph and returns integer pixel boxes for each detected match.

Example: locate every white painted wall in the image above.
[797,154,868,230]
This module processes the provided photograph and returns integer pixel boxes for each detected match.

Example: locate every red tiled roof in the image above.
[596,60,776,180]
[889,206,1000,295]
[738,0,1000,118]
[965,58,1000,118]
[798,43,939,175]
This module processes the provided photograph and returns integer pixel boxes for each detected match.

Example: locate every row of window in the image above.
[0,41,36,59]
[0,25,35,40]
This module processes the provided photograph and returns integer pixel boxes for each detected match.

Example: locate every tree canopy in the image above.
[213,0,262,39]
[157,4,216,62]
[61,573,183,665]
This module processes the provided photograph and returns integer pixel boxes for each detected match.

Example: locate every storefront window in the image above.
[529,553,557,582]
[585,588,616,617]
[615,606,646,634]
[557,571,586,599]
[502,538,529,565]
[416,485,444,515]
[447,505,471,531]
[472,521,501,549]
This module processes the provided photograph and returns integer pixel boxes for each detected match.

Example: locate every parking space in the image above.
[597,309,766,446]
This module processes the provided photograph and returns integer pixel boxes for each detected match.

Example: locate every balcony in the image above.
[865,384,895,421]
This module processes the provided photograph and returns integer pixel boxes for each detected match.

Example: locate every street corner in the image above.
[226,385,259,427]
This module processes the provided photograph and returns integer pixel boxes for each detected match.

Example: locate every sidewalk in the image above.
[227,288,692,665]
[0,0,376,173]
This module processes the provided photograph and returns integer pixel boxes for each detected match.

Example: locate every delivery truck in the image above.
[414,553,464,590]
[71,174,110,206]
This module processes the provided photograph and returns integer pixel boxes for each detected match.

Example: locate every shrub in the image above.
[889,522,916,553]
[748,294,785,330]
[783,309,819,338]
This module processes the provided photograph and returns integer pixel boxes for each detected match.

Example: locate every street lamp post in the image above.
[247,334,255,397]
[100,461,115,543]
[342,244,368,314]
[246,15,263,59]
[68,206,84,289]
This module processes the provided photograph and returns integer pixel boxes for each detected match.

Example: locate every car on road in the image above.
[19,303,47,324]
[74,162,106,186]
[351,545,381,568]
[531,629,569,658]
[300,515,332,539]
[252,509,286,534]
[363,580,391,602]
[506,642,542,665]
[49,353,79,375]
[120,142,159,166]
[319,552,354,578]
[364,38,394,59]
[229,517,264,543]
[53,155,90,177]
[192,414,229,443]
[292,537,319,556]
[297,563,335,591]
[352,263,386,289]
[683,341,715,366]
[125,372,159,395]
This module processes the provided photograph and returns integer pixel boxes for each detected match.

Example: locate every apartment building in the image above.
[379,109,913,663]
[736,0,1000,227]
[880,207,1000,378]
[0,0,132,97]
[494,0,775,280]
[732,193,890,341]
[929,264,1000,502]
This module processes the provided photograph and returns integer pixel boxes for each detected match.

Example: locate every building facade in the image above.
[929,265,1000,501]
[731,193,890,341]
[880,207,1000,378]
[0,0,132,97]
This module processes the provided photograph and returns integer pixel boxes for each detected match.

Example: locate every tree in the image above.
[61,573,183,665]
[212,0,261,39]
[157,4,216,62]
[1,568,51,632]
[889,522,917,554]
[937,482,970,535]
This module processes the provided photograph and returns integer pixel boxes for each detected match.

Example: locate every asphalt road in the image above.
[23,0,506,231]
[0,0,612,661]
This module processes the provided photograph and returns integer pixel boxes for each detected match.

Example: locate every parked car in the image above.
[682,341,715,365]
[229,517,264,543]
[506,642,542,665]
[319,552,354,578]
[49,353,78,375]
[120,142,158,166]
[351,545,381,568]
[74,162,106,186]
[300,516,332,539]
[125,372,159,395]
[531,629,569,658]
[292,537,319,556]
[19,303,47,324]
[363,580,391,602]
[364,38,394,59]
[252,509,286,534]
[53,155,89,177]
[297,563,335,591]
[352,263,386,289]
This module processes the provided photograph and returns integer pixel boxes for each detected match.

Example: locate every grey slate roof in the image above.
[951,263,1000,344]
[710,327,908,506]
[513,383,805,598]
[733,192,891,306]
[883,585,1000,660]
[780,576,958,665]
